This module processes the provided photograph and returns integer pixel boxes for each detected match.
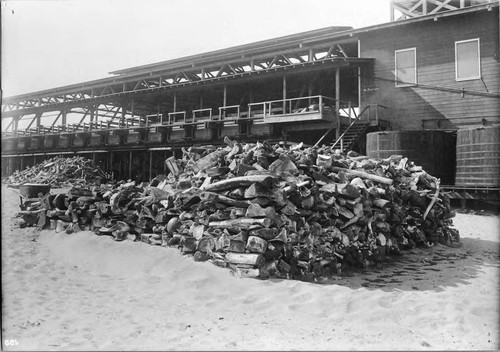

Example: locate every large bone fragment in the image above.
[330,167,393,185]
[209,217,271,229]
[201,174,277,192]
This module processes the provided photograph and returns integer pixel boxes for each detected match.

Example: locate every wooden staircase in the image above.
[313,104,390,151]
[333,121,369,151]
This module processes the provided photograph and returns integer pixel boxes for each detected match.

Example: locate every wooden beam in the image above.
[282,74,287,113]
[428,0,456,14]
[335,67,340,140]
[129,151,133,180]
[50,111,63,126]
[149,150,153,181]
[110,152,114,179]
[78,109,90,124]
[25,113,41,130]
[223,84,227,106]
[391,3,420,18]
[337,44,349,58]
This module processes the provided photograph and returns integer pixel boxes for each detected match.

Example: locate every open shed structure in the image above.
[2,0,499,198]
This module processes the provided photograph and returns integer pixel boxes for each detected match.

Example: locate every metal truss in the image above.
[2,42,357,119]
[390,0,493,21]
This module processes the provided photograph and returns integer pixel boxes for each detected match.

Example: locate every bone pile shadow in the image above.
[19,138,460,281]
[5,156,108,188]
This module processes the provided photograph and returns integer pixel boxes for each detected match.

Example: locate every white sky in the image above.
[1,0,390,98]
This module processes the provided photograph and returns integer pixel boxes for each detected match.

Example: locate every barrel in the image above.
[366,130,456,184]
[455,126,500,187]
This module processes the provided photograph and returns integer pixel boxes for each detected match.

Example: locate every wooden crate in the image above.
[2,139,17,152]
[43,136,57,149]
[18,138,28,151]
[126,132,141,144]
[58,136,70,148]
[196,128,212,141]
[147,131,164,143]
[89,134,104,146]
[29,138,42,150]
[250,123,273,137]
[168,130,185,142]
[107,134,121,146]
[220,125,239,139]
[73,136,86,148]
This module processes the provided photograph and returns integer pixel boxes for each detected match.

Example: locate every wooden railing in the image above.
[1,95,354,138]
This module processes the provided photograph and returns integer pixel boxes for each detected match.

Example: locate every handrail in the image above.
[193,108,213,123]
[327,104,389,150]
[330,104,365,149]
[219,105,240,121]
[1,96,361,139]
[168,111,187,124]
[145,113,164,126]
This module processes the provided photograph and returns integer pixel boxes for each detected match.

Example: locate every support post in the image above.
[335,67,341,139]
[173,93,177,112]
[121,103,126,126]
[62,109,67,127]
[308,82,313,105]
[110,152,114,179]
[149,150,153,181]
[223,84,227,106]
[282,74,287,114]
[36,112,41,128]
[129,151,133,180]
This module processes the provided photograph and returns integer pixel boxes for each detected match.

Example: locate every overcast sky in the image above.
[1,0,390,97]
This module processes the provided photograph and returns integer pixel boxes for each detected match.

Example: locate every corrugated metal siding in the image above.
[360,10,500,130]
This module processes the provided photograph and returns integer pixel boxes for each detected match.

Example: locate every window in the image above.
[455,38,480,81]
[395,48,417,87]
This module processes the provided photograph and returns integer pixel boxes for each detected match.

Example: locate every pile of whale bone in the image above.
[19,138,460,281]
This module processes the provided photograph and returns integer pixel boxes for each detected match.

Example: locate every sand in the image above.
[2,184,499,351]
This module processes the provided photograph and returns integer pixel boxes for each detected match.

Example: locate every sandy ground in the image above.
[1,184,499,351]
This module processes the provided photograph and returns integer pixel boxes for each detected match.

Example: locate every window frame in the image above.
[455,38,481,81]
[394,47,417,88]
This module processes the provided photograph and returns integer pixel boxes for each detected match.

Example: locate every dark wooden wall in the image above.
[359,9,500,130]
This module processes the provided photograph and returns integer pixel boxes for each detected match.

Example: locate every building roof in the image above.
[3,1,497,102]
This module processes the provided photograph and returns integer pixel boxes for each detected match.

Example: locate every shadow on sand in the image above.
[316,236,500,292]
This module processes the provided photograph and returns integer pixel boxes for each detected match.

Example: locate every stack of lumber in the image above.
[5,156,108,188]
[16,139,460,281]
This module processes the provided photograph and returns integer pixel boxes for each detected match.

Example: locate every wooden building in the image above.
[361,0,499,130]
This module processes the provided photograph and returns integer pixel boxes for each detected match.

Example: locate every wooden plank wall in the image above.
[359,9,500,130]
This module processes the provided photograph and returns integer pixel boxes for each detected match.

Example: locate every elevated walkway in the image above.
[1,95,348,154]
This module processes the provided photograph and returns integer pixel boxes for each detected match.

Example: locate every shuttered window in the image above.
[455,38,480,81]
[395,48,417,87]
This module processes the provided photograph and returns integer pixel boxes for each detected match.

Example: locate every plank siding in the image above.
[360,9,500,130]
